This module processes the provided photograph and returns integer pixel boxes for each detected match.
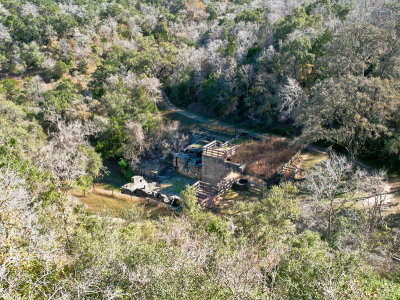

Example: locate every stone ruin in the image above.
[174,135,246,207]
[121,176,181,208]
[174,137,245,185]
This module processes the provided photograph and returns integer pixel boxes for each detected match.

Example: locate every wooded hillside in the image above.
[0,0,399,298]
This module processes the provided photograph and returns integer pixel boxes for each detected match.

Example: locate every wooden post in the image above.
[112,189,114,197]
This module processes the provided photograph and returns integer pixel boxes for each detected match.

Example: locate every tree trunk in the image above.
[328,200,334,236]
[346,139,357,169]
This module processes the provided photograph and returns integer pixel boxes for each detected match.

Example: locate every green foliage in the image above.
[199,211,228,240]
[231,0,251,4]
[52,60,70,80]
[224,36,238,57]
[180,184,200,215]
[126,37,178,78]
[234,8,264,23]
[42,79,82,113]
[1,0,400,297]
[21,42,44,69]
[118,157,135,179]
[52,13,79,37]
[76,174,94,192]
[274,7,322,42]
[154,20,170,41]
[166,67,196,106]
[0,78,23,102]
[273,231,367,299]
[95,117,127,158]
[235,184,299,245]
[0,97,46,157]
[311,29,333,58]
[79,145,102,178]
[4,14,43,43]
[306,0,353,21]
[243,45,261,64]
[206,5,218,20]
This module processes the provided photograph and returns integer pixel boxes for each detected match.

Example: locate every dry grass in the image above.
[298,149,328,172]
[71,189,171,219]
[231,139,296,178]
[211,189,261,216]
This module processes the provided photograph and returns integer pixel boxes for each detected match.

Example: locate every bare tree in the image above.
[138,77,163,103]
[0,165,30,241]
[20,3,39,18]
[238,64,255,98]
[361,169,389,231]
[277,77,306,120]
[25,75,46,103]
[39,121,101,184]
[0,23,10,42]
[123,121,145,165]
[302,154,364,236]
[37,120,102,243]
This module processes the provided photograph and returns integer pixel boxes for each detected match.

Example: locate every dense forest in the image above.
[1,0,400,298]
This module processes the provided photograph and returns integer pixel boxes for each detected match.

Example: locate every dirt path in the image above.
[161,90,275,141]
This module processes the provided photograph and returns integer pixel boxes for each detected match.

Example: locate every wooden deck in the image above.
[202,136,239,159]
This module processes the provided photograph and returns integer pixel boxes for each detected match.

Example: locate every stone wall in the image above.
[174,153,202,180]
[134,168,159,180]
[202,155,244,185]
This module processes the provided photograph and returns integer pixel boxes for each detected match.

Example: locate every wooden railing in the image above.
[193,181,219,198]
[248,180,267,194]
[192,178,234,202]
[276,151,301,175]
[221,135,240,148]
[203,140,237,159]
[217,178,234,195]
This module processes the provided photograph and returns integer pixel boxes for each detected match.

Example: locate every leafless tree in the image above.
[138,77,163,103]
[25,75,46,103]
[0,23,10,42]
[360,169,389,231]
[39,120,101,184]
[238,64,255,98]
[37,120,102,243]
[20,3,39,18]
[0,165,31,241]
[0,164,69,298]
[302,154,364,236]
[277,77,306,120]
[123,121,145,164]
[44,25,57,43]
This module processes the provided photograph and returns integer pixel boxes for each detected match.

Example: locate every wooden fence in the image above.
[192,178,234,202]
[276,150,302,176]
[221,135,240,148]
[203,140,237,159]
[217,178,234,195]
[247,180,268,194]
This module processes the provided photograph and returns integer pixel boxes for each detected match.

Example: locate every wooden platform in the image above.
[193,179,234,208]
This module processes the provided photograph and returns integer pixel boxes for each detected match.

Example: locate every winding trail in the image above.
[160,90,274,141]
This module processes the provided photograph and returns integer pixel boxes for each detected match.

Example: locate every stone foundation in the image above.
[174,153,202,179]
[202,155,244,185]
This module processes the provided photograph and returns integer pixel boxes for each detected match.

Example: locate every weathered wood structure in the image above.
[192,178,234,208]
